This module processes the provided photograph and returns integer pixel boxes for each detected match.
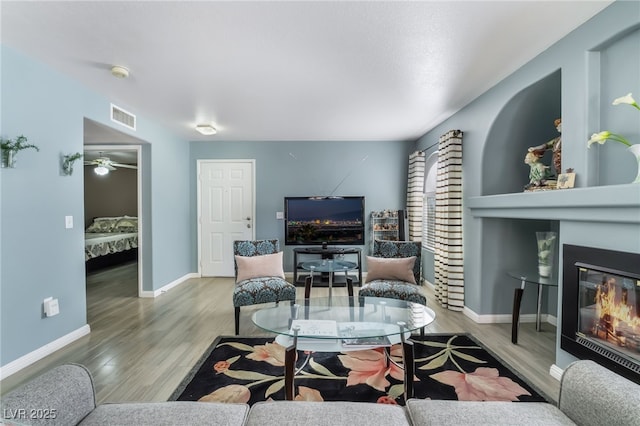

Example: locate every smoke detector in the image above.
[111,65,129,78]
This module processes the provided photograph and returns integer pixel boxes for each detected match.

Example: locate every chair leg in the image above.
[235,307,240,335]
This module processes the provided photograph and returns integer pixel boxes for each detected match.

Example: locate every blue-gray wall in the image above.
[189,140,412,270]
[1,46,192,368]
[2,1,639,374]
[417,1,640,369]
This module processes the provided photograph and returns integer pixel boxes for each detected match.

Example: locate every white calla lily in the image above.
[588,91,638,147]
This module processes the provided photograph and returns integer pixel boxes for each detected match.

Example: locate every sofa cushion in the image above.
[80,401,249,426]
[0,364,96,426]
[358,280,427,305]
[405,399,575,426]
[558,360,640,426]
[366,256,416,284]
[246,401,411,426]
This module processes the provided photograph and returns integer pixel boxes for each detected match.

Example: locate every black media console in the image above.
[292,247,362,287]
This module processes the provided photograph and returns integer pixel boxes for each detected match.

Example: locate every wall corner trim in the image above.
[140,272,200,298]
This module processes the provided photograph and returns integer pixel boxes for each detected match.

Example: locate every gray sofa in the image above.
[2,360,638,425]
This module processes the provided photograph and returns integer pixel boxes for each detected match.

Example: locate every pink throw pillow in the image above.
[235,252,285,282]
[365,256,416,284]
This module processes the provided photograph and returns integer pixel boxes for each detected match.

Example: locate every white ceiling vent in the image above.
[110,103,136,131]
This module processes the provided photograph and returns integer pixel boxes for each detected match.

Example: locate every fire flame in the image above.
[594,281,640,340]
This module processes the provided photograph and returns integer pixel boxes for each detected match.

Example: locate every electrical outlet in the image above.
[44,297,60,317]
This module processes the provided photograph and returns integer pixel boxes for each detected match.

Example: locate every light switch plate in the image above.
[65,215,73,229]
[276,211,285,220]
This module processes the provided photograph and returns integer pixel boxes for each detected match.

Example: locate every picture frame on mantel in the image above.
[557,172,576,189]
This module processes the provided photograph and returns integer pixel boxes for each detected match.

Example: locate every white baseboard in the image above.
[0,273,200,380]
[0,324,91,381]
[140,272,200,298]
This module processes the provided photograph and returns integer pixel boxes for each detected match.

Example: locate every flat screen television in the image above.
[284,196,365,246]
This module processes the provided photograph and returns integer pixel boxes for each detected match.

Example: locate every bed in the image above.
[85,216,138,271]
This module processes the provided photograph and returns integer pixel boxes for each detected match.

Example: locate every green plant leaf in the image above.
[419,352,448,370]
[414,340,449,348]
[388,384,404,399]
[227,355,241,365]
[265,379,285,398]
[309,357,336,377]
[220,342,255,352]
[451,350,487,364]
[224,370,276,381]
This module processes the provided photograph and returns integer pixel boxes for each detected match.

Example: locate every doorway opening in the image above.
[83,118,146,300]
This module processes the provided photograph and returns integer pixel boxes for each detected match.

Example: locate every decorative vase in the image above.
[1,149,16,168]
[628,144,640,184]
[536,232,556,277]
[62,158,74,176]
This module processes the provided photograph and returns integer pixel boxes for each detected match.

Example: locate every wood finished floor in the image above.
[0,262,560,403]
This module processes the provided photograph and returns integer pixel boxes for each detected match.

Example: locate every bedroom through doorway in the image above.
[83,118,145,313]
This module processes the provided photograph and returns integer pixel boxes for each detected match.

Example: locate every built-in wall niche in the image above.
[588,27,640,187]
[481,217,559,316]
[482,70,561,196]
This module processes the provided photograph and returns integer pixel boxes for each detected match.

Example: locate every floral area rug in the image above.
[169,334,547,406]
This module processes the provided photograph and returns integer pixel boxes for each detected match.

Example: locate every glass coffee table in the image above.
[300,259,358,301]
[252,296,436,401]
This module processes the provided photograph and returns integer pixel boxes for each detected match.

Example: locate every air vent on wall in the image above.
[110,103,136,130]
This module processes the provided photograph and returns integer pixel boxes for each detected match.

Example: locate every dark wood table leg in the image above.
[284,343,296,400]
[397,321,414,401]
[346,276,354,297]
[402,339,415,401]
[512,288,524,344]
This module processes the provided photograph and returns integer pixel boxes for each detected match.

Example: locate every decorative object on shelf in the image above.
[1,135,39,168]
[536,232,556,277]
[588,92,640,183]
[523,151,555,191]
[370,210,405,253]
[529,118,562,175]
[557,168,576,189]
[524,119,561,191]
[61,152,83,176]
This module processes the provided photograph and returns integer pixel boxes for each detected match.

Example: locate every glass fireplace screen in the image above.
[577,263,640,365]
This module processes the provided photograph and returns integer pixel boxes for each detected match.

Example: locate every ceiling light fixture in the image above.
[195,124,217,135]
[111,65,129,79]
[94,165,109,176]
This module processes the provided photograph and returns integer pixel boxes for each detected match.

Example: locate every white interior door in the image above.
[199,160,255,277]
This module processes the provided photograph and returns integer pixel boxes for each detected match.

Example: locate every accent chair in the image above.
[359,240,425,303]
[233,239,297,335]
[359,240,426,335]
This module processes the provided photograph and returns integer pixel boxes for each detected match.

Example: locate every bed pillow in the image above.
[114,217,138,233]
[235,252,285,282]
[365,256,417,284]
[85,218,119,233]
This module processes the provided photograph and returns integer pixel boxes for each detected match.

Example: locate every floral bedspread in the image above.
[84,232,138,261]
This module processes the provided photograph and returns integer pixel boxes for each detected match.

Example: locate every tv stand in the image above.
[292,247,362,287]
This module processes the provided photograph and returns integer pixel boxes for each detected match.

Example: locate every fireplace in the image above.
[562,244,640,384]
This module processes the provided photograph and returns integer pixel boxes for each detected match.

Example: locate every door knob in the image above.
[245,217,251,221]
[247,224,251,228]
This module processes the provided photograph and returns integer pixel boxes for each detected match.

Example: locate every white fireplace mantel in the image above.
[468,184,640,224]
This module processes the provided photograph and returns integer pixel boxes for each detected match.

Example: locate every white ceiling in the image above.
[2,1,613,142]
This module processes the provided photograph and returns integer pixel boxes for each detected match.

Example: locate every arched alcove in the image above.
[482,70,561,195]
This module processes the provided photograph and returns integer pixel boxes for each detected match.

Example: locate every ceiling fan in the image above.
[84,152,137,175]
